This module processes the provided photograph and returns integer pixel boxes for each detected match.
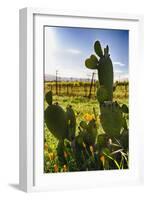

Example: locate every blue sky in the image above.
[45,26,129,81]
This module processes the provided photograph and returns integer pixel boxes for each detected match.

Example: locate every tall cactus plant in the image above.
[85,41,127,138]
[85,41,113,101]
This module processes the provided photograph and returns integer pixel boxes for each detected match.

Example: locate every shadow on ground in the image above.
[8,183,20,191]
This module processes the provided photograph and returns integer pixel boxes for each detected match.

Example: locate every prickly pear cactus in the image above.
[85,41,113,101]
[45,91,76,142]
[45,91,68,140]
[85,40,127,139]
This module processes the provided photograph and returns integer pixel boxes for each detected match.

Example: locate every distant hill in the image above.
[44,74,95,82]
[45,74,128,82]
[45,74,56,81]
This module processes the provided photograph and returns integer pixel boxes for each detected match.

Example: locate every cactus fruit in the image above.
[100,101,123,137]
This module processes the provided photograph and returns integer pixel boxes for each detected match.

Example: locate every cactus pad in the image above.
[66,105,76,141]
[100,101,123,137]
[45,104,68,140]
[96,86,109,104]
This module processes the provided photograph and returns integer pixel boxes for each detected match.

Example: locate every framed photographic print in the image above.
[19,8,144,192]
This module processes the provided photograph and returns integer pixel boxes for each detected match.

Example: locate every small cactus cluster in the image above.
[45,91,99,169]
[45,91,76,141]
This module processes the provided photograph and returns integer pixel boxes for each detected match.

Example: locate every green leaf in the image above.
[103,150,120,169]
[45,91,52,105]
[94,41,103,57]
[121,104,129,113]
[102,147,110,155]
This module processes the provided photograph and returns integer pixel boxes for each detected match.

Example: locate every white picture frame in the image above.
[19,7,144,192]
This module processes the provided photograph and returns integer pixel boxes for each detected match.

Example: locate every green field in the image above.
[44,82,129,172]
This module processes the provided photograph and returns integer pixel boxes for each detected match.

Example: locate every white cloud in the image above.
[114,73,128,81]
[114,61,125,67]
[51,64,94,79]
[66,48,81,55]
[114,70,123,74]
[45,28,58,75]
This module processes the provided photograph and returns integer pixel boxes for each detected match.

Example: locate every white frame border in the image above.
[19,8,144,192]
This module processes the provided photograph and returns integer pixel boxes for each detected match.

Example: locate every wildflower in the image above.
[54,164,58,172]
[82,142,86,148]
[64,151,68,158]
[90,146,94,154]
[48,152,54,160]
[100,155,105,165]
[44,143,48,151]
[84,113,94,122]
[63,165,67,172]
